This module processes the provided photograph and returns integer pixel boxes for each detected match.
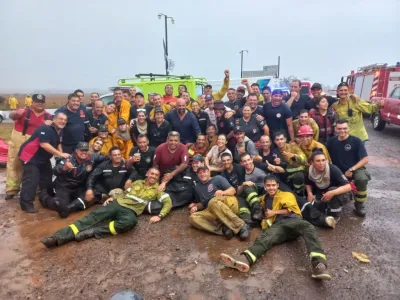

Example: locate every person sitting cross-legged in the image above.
[220,174,331,280]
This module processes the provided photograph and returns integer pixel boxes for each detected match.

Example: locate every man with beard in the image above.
[188,165,250,240]
[6,94,52,200]
[90,138,104,154]
[224,88,242,111]
[283,79,311,119]
[259,86,271,106]
[55,93,89,153]
[84,147,137,207]
[153,131,189,191]
[129,92,152,120]
[40,168,172,248]
[327,120,371,217]
[263,90,295,142]
[214,101,234,141]
[305,83,337,110]
[162,84,178,105]
[235,92,264,119]
[39,142,109,218]
[148,107,172,147]
[220,175,331,281]
[111,118,133,160]
[187,134,208,161]
[18,112,69,213]
[165,98,201,144]
[127,134,155,180]
[86,99,108,140]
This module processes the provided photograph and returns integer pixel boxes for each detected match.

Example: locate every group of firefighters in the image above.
[4,69,384,281]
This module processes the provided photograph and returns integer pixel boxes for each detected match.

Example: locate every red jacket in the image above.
[309,108,337,144]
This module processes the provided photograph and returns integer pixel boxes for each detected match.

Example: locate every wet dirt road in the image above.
[0,121,399,300]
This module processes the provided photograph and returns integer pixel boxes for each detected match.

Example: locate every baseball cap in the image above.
[32,94,46,102]
[117,118,126,125]
[135,92,144,98]
[205,84,212,89]
[154,107,164,114]
[76,142,90,151]
[204,94,214,101]
[214,101,225,110]
[98,126,108,132]
[337,82,349,89]
[196,165,209,173]
[271,89,283,96]
[237,86,245,92]
[192,155,204,162]
[311,83,322,90]
[234,126,245,134]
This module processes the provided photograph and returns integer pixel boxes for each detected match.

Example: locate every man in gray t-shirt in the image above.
[233,127,258,163]
[188,166,250,240]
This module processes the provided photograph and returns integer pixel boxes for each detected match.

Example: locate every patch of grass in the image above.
[0,123,13,141]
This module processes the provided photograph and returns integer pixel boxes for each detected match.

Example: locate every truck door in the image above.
[388,87,400,124]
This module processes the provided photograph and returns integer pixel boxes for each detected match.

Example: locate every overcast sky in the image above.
[1,0,399,92]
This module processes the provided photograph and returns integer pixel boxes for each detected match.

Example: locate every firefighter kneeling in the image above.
[220,175,331,280]
[40,168,172,248]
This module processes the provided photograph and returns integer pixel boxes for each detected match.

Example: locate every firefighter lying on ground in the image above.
[40,142,109,218]
[220,174,332,281]
[41,167,172,248]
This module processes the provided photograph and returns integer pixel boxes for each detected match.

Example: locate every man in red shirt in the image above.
[153,131,189,191]
[6,94,52,200]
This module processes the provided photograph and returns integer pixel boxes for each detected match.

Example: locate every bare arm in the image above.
[351,157,369,171]
[222,186,236,196]
[286,117,295,142]
[331,183,352,196]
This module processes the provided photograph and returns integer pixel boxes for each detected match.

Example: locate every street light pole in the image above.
[239,50,248,78]
[158,13,175,76]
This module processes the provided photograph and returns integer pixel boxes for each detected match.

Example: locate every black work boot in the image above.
[41,236,58,248]
[56,199,70,218]
[238,223,250,240]
[68,198,86,212]
[22,206,39,214]
[354,202,366,217]
[75,228,95,242]
[311,261,332,280]
[251,202,264,222]
[222,225,234,240]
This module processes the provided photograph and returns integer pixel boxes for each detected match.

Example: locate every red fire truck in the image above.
[341,62,400,131]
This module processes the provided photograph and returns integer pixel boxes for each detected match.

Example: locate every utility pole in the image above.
[158,13,175,75]
[239,50,248,78]
[277,56,280,78]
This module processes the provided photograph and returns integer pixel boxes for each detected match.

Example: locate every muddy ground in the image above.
[0,121,399,300]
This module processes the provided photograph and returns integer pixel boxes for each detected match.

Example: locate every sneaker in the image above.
[220,253,250,273]
[311,263,332,280]
[238,223,250,240]
[354,202,366,217]
[222,225,234,240]
[41,236,58,248]
[251,203,264,222]
[325,216,336,229]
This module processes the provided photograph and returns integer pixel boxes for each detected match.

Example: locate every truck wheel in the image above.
[0,115,3,124]
[372,113,386,131]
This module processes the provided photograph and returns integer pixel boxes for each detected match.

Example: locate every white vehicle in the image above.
[0,110,5,123]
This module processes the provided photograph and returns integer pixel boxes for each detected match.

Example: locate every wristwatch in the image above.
[158,214,163,219]
[349,168,354,172]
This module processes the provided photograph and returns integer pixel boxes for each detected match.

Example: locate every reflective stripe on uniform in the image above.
[244,250,257,263]
[183,176,192,180]
[287,167,305,173]
[300,201,311,212]
[246,192,259,205]
[329,207,342,212]
[69,224,79,235]
[158,193,170,203]
[126,194,148,204]
[77,198,86,209]
[103,170,112,173]
[109,221,117,235]
[239,207,251,214]
[310,252,327,261]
